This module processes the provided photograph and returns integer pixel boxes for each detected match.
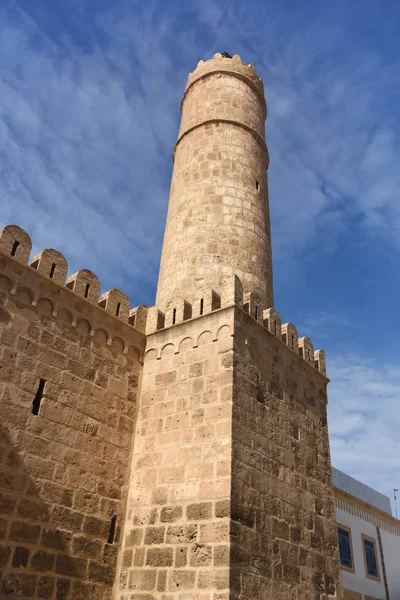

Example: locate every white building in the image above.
[333,467,400,600]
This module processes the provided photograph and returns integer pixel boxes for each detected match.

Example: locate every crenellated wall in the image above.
[231,308,341,600]
[0,222,336,599]
[116,274,339,599]
[0,225,145,600]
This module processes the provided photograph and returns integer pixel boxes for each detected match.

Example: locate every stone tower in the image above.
[117,53,342,600]
[0,53,342,600]
[156,53,273,310]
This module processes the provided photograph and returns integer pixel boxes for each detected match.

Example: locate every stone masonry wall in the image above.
[156,54,273,312]
[117,308,235,599]
[230,308,342,600]
[0,247,145,600]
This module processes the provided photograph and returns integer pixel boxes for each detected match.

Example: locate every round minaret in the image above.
[156,52,273,310]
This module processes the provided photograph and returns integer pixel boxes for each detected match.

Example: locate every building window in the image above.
[362,535,380,581]
[337,525,354,572]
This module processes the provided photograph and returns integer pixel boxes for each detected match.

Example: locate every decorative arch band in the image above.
[173,119,270,168]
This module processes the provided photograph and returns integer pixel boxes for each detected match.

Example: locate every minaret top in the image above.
[156,54,273,310]
[183,53,266,116]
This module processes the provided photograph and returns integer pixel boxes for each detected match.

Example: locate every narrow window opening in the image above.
[200,299,204,316]
[274,321,277,335]
[108,515,117,544]
[256,180,260,190]
[130,314,136,327]
[49,263,56,279]
[84,283,90,298]
[31,259,39,270]
[32,379,46,415]
[254,305,258,320]
[116,302,121,317]
[172,308,176,325]
[291,335,295,348]
[11,241,20,257]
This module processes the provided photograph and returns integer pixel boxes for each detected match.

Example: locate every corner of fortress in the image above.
[0,51,342,600]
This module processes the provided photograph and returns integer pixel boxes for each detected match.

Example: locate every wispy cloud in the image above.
[328,354,400,504]
[1,0,400,500]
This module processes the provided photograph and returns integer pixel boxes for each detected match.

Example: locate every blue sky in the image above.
[1,0,400,507]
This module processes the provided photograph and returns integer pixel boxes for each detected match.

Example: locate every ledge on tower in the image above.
[66,269,100,304]
[99,289,130,322]
[298,336,315,366]
[129,306,149,333]
[314,349,326,375]
[0,225,32,264]
[263,307,282,338]
[165,297,192,328]
[281,322,298,352]
[146,307,165,335]
[243,290,264,323]
[31,249,68,285]
[221,274,243,308]
[192,288,221,318]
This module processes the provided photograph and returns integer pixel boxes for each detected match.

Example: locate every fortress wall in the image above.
[0,228,145,600]
[230,308,341,600]
[117,306,235,599]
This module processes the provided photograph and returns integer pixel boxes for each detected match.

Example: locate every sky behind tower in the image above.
[1,0,400,506]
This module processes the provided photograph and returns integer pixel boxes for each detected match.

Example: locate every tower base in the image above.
[117,278,342,599]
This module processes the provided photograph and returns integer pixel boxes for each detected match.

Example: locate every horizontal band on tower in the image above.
[173,119,270,167]
[181,69,267,119]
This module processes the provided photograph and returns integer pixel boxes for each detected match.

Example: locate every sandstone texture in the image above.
[0,52,342,599]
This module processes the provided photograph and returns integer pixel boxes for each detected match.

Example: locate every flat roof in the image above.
[332,467,392,516]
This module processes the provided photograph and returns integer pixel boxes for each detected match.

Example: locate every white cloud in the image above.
[328,355,400,506]
[1,0,399,503]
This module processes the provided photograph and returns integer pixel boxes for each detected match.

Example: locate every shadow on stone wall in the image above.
[0,424,112,600]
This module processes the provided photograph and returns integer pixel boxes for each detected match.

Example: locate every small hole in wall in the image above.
[84,283,90,298]
[116,302,121,317]
[291,425,300,440]
[32,379,46,415]
[11,241,20,256]
[256,180,260,190]
[200,299,204,316]
[49,263,56,279]
[172,308,176,325]
[108,515,117,544]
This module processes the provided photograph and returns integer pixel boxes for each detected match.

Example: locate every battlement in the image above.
[146,274,327,376]
[183,52,266,117]
[0,224,146,356]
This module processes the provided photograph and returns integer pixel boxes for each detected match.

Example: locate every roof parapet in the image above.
[0,224,147,334]
[31,249,68,285]
[0,225,32,264]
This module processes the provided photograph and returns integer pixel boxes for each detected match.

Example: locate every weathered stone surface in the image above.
[0,236,144,599]
[0,53,341,600]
